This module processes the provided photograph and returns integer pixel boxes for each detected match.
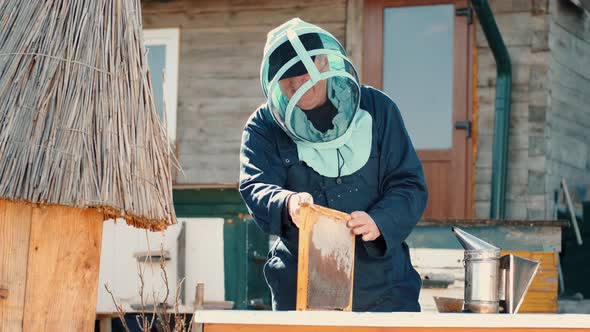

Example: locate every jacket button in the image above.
[336,178,342,184]
[285,158,290,163]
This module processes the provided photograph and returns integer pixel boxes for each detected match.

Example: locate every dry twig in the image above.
[105,283,131,332]
[107,242,192,332]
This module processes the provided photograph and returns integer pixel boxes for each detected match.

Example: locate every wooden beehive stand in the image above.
[1,201,104,331]
[0,0,175,331]
[296,204,355,311]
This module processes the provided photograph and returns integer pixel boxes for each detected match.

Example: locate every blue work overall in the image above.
[240,86,428,312]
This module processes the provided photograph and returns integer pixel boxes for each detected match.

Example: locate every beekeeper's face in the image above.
[278,55,329,111]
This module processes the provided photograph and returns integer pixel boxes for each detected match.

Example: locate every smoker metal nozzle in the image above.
[452,227,500,251]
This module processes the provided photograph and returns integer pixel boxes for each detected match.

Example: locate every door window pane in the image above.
[382,5,454,150]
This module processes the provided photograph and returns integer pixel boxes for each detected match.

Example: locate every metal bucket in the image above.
[464,249,501,313]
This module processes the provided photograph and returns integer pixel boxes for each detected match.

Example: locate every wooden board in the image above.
[22,203,103,332]
[1,200,104,331]
[297,204,354,311]
[0,200,33,332]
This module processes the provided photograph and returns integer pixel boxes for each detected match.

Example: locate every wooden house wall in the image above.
[141,0,347,185]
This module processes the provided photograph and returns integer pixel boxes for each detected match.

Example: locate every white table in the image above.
[193,310,590,332]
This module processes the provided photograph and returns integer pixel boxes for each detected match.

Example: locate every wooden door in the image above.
[363,0,474,219]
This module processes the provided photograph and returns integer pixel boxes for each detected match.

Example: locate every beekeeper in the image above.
[239,18,428,312]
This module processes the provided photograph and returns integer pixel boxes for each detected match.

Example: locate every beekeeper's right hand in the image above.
[287,192,314,228]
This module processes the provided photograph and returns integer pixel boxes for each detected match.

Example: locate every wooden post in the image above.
[0,199,103,332]
[346,0,364,80]
[98,316,112,332]
[195,282,205,310]
[192,282,205,332]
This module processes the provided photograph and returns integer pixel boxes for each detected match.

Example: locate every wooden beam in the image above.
[407,225,562,252]
[192,283,205,332]
[195,282,205,309]
[362,0,383,87]
[417,219,568,227]
[346,0,364,79]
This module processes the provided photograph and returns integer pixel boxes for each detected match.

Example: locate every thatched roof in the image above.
[0,0,176,230]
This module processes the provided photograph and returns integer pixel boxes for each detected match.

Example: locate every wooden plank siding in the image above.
[141,0,347,185]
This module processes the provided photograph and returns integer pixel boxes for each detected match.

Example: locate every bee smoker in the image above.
[453,227,540,314]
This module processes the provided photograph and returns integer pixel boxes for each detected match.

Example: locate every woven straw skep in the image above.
[0,0,176,230]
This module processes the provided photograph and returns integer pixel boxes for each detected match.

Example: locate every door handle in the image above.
[455,120,472,138]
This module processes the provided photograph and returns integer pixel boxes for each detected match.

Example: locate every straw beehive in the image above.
[0,1,176,330]
[0,0,175,230]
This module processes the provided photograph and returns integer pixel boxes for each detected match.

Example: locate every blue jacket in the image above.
[239,86,428,311]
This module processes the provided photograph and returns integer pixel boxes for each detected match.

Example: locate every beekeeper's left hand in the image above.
[347,211,381,241]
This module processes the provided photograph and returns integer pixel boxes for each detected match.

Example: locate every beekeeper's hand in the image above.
[287,192,313,228]
[348,211,381,241]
